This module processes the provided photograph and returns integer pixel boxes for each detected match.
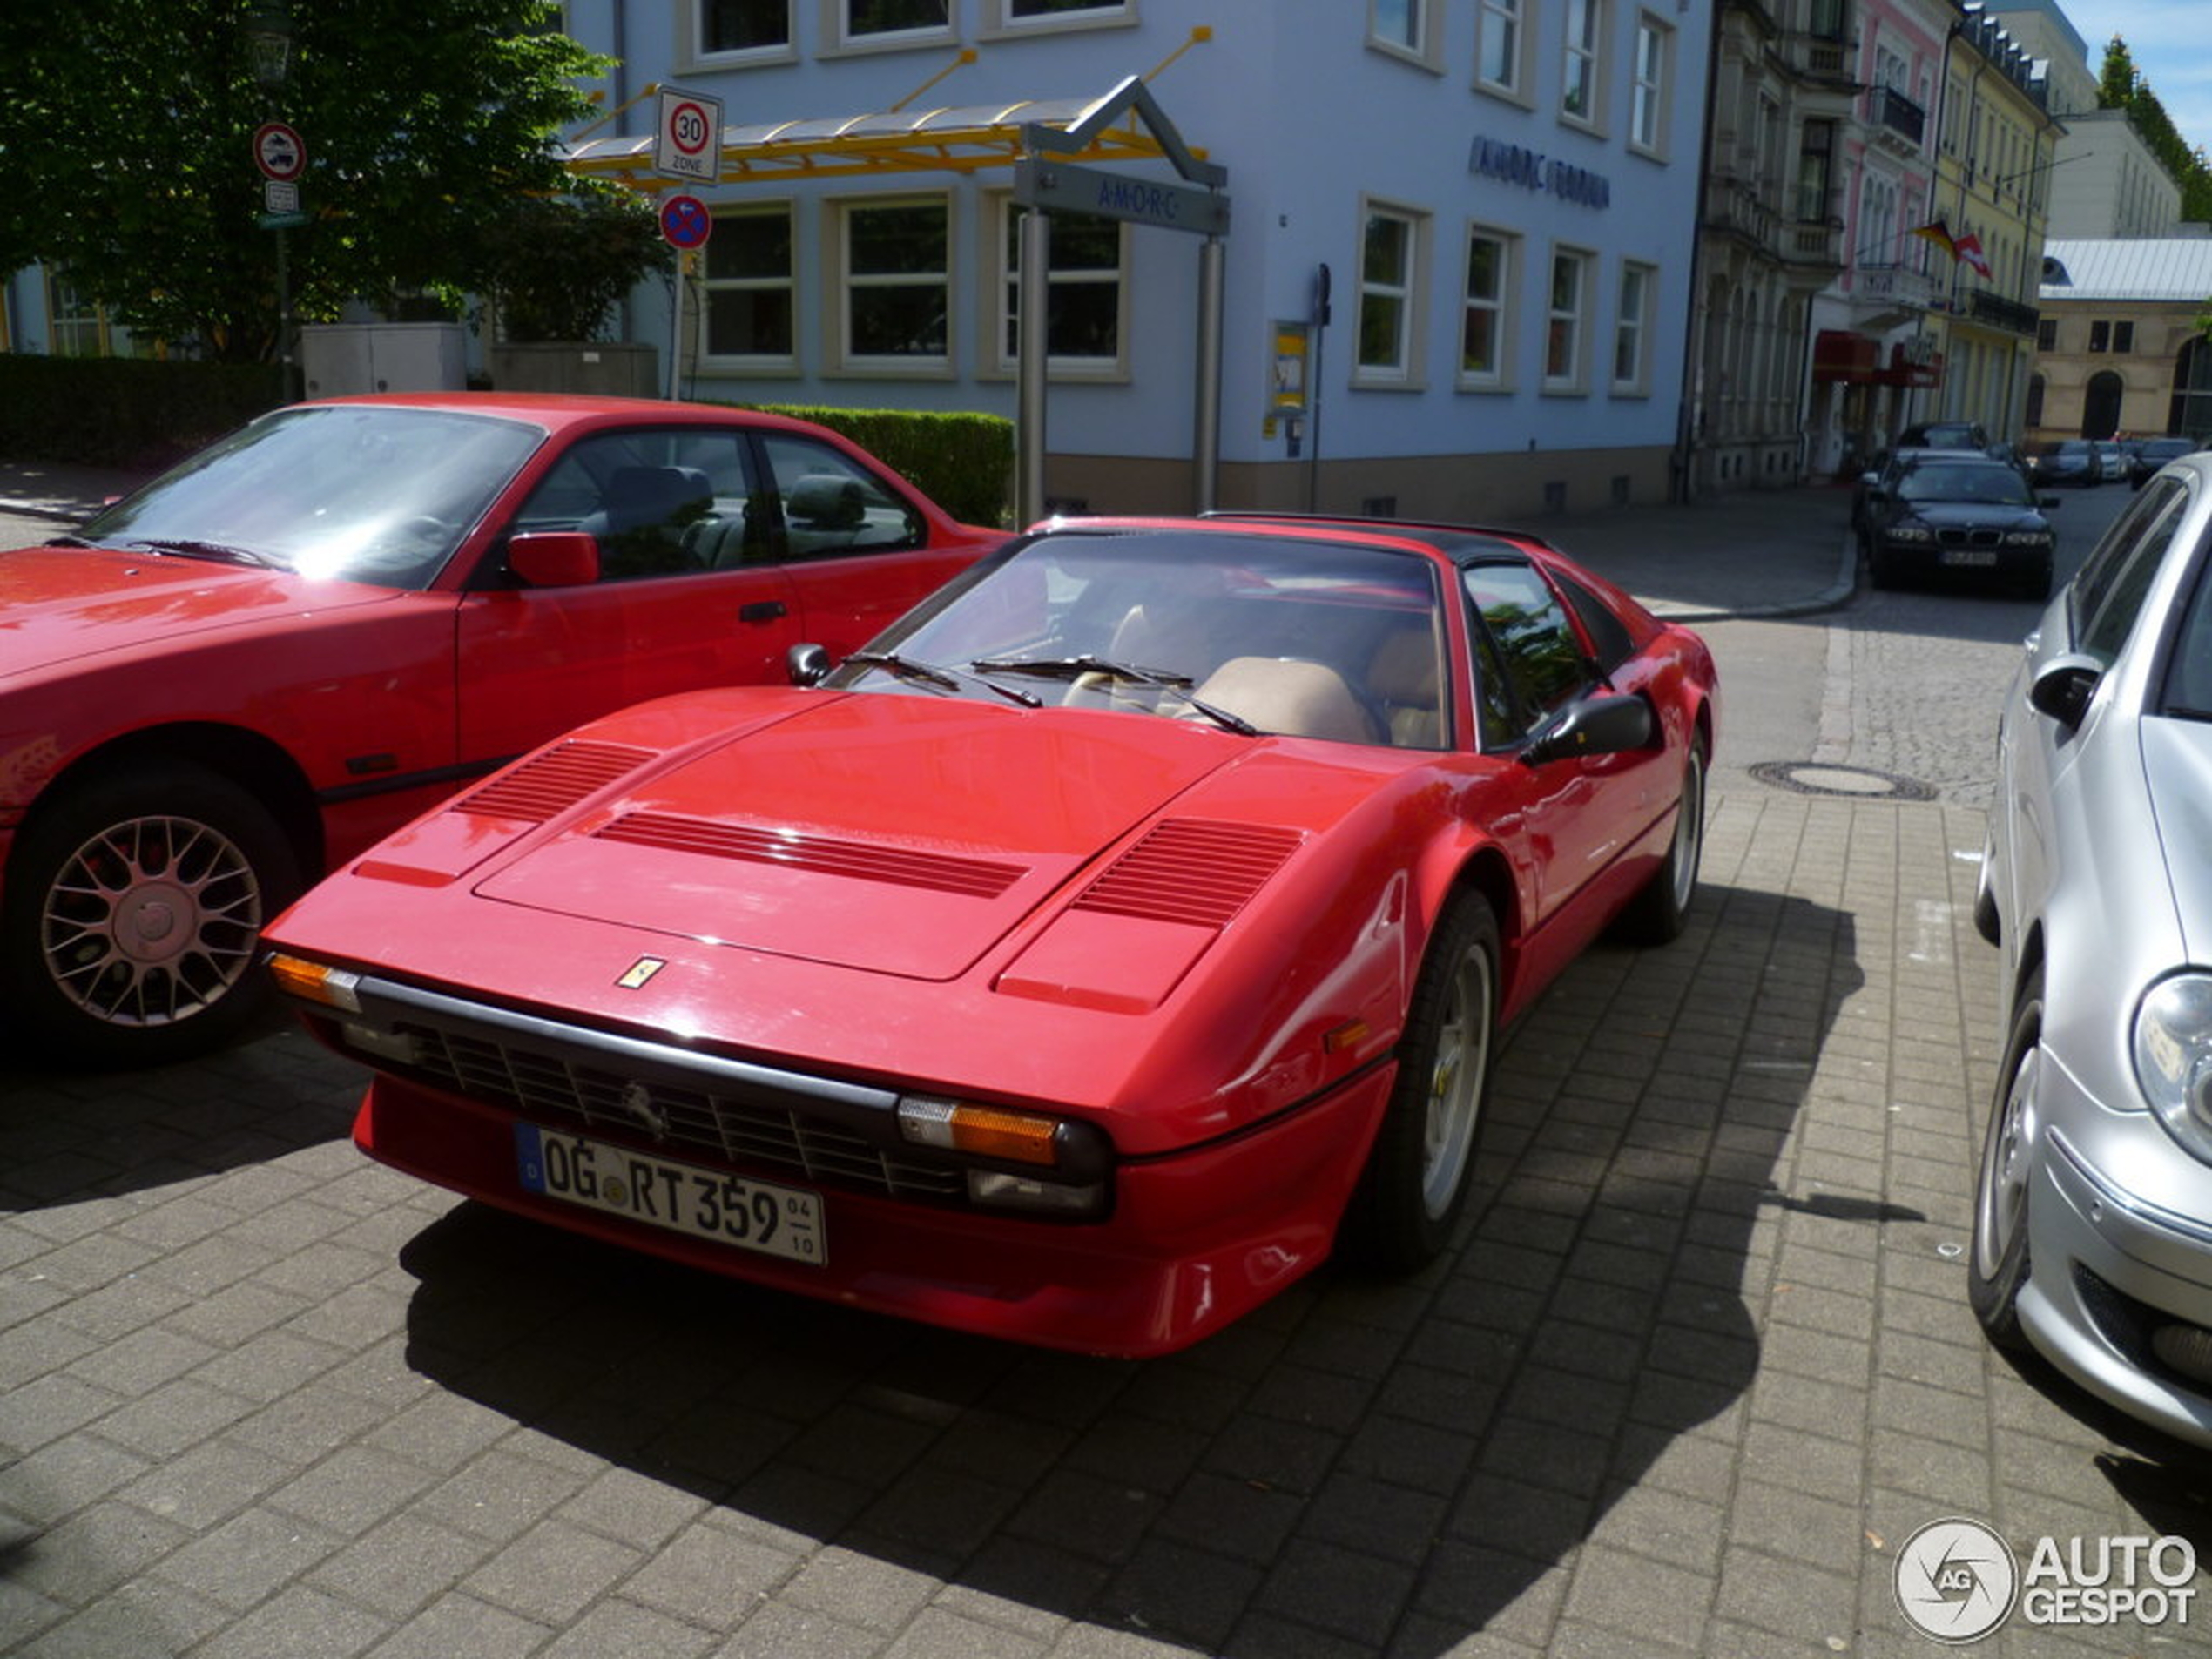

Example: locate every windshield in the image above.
[1897,465,2033,508]
[76,405,545,588]
[827,527,1452,748]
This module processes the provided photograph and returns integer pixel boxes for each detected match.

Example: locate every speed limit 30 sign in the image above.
[656,87,723,184]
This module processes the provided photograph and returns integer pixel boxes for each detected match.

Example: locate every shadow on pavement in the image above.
[388,876,1870,1653]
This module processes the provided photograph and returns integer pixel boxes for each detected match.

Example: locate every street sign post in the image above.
[655,88,723,184]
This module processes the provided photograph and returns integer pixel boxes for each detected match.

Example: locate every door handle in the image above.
[739,600,788,624]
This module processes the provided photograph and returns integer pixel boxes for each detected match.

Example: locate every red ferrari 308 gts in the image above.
[266,514,1718,1356]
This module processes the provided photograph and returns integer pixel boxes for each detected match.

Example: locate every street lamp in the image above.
[245,2,293,89]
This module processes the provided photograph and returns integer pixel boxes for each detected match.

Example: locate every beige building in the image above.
[2029,238,2212,442]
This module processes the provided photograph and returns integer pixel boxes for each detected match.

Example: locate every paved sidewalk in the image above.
[0,459,1860,624]
[3,792,2202,1659]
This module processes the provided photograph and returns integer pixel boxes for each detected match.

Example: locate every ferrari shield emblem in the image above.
[617,956,667,989]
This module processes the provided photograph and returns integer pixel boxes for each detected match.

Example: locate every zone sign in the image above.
[655,88,723,185]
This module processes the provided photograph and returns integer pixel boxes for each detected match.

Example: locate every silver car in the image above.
[1973,452,2212,1449]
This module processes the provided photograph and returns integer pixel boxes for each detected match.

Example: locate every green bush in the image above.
[732,402,1014,528]
[0,356,285,469]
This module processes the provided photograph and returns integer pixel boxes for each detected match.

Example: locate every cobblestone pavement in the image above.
[5,788,2208,1659]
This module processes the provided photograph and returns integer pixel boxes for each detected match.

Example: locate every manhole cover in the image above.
[1747,760,1937,801]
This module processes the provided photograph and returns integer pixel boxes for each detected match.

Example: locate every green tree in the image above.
[0,0,645,361]
[2097,35,2212,225]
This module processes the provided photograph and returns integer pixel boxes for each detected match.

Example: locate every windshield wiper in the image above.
[845,650,1041,709]
[43,533,99,548]
[970,654,1259,736]
[118,537,278,569]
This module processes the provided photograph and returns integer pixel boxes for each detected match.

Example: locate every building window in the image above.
[2090,320,2109,352]
[996,202,1125,374]
[1544,247,1591,390]
[837,198,951,370]
[2035,317,2057,351]
[699,0,791,53]
[1561,0,1605,127]
[46,271,110,358]
[836,0,953,46]
[2026,374,2046,428]
[983,0,1130,28]
[2114,320,2135,353]
[1357,206,1425,383]
[1460,225,1517,388]
[1370,0,1423,53]
[1612,261,1654,393]
[1796,119,1835,223]
[703,205,796,366]
[1629,15,1671,155]
[1475,0,1524,98]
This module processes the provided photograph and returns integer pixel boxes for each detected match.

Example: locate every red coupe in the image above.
[266,515,1718,1356]
[0,393,999,1064]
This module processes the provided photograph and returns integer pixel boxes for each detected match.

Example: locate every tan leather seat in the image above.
[1366,626,1442,747]
[1191,657,1378,743]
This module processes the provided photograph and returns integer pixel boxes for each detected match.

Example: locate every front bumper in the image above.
[1868,532,2051,583]
[349,1055,1393,1359]
[2016,1087,2212,1450]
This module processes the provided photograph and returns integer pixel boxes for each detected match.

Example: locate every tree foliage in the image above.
[2096,35,2212,226]
[0,0,659,361]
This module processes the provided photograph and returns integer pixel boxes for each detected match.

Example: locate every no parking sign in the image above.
[659,194,711,251]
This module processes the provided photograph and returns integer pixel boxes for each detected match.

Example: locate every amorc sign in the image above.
[1467,135,1612,209]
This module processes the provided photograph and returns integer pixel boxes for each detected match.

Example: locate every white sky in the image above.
[2052,1,2212,162]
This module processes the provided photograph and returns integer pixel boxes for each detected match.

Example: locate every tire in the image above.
[1969,970,2041,1351]
[1614,733,1708,946]
[1339,888,1500,1274]
[0,764,301,1067]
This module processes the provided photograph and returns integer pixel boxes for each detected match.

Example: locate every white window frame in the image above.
[1367,0,1440,71]
[981,0,1133,35]
[984,194,1130,381]
[821,0,957,55]
[1458,223,1519,391]
[1543,245,1593,394]
[1611,260,1655,395]
[1474,0,1529,104]
[1561,0,1608,132]
[684,0,797,67]
[1354,202,1429,389]
[828,193,954,378]
[700,202,799,373]
[1629,13,1672,158]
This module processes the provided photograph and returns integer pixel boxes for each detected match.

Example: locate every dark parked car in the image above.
[2128,435,2198,489]
[2030,439,2101,489]
[1859,455,2060,597]
[1897,420,1990,451]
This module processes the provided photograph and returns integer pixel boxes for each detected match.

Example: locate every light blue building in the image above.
[560,0,1712,519]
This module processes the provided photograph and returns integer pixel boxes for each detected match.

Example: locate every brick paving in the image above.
[6,786,2208,1658]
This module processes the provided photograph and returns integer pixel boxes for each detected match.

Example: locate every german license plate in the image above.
[515,1123,825,1265]
[1941,547,1998,567]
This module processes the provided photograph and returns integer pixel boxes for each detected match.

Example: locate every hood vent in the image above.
[455,741,655,823]
[1072,819,1304,931]
[593,812,1027,898]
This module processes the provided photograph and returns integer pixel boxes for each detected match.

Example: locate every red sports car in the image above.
[266,514,1718,1356]
[0,393,999,1064]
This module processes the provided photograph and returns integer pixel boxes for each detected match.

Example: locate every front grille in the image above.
[1935,526,2003,548]
[396,1019,965,1202]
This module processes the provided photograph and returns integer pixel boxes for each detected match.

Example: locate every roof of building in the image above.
[2039,238,2212,300]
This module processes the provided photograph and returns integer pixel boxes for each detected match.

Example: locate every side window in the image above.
[2074,477,2189,666]
[759,434,926,561]
[1551,569,1636,673]
[516,429,755,582]
[1464,561,1593,740]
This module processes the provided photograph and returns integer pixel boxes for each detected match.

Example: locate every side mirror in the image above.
[507,531,600,588]
[1859,472,1880,491]
[1520,691,1656,767]
[2027,652,2102,732]
[786,642,833,686]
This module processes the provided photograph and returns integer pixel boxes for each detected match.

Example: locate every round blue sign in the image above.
[659,194,711,250]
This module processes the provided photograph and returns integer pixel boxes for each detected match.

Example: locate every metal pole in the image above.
[1016,207,1049,525]
[1192,233,1224,512]
[275,227,295,400]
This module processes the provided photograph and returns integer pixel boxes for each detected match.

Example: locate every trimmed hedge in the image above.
[0,355,287,470]
[732,402,1015,529]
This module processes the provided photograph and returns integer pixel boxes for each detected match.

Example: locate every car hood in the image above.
[0,544,402,676]
[468,693,1271,981]
[1899,501,2047,529]
[2142,716,2212,962]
